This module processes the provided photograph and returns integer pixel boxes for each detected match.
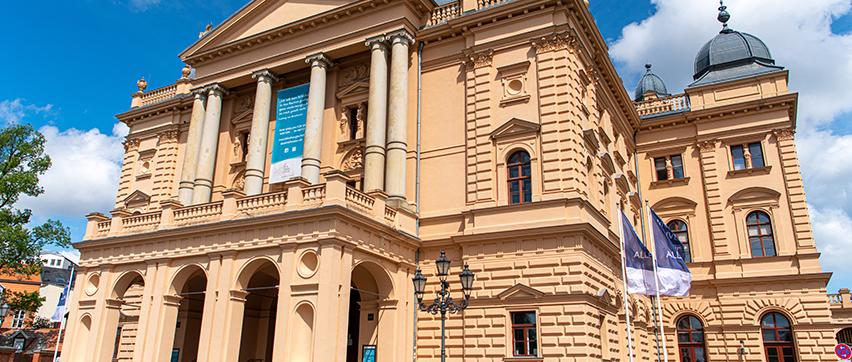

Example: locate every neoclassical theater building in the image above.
[63,0,850,361]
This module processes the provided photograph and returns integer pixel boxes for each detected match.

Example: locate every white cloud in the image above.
[0,99,54,125]
[17,122,128,221]
[608,0,852,291]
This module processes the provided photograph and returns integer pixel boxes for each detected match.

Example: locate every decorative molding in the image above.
[463,48,494,69]
[696,139,719,152]
[341,147,364,171]
[530,32,577,54]
[490,117,540,140]
[157,128,180,144]
[497,283,546,301]
[306,53,333,70]
[123,138,141,152]
[338,63,370,89]
[772,128,795,141]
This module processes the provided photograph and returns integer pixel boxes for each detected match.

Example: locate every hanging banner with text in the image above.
[270,83,310,184]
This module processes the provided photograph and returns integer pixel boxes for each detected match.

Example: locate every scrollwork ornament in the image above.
[772,128,795,141]
[463,49,494,69]
[696,139,719,152]
[123,138,141,152]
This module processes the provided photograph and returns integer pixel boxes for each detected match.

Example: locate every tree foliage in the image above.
[0,124,70,313]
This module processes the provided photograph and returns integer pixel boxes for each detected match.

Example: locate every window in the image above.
[507,151,532,205]
[667,220,692,263]
[761,312,796,362]
[11,310,26,328]
[747,211,776,257]
[511,311,538,357]
[731,142,765,171]
[676,315,706,362]
[654,155,685,181]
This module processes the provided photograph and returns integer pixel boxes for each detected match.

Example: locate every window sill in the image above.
[504,357,543,362]
[650,177,690,188]
[500,94,531,107]
[727,166,772,178]
[135,173,152,181]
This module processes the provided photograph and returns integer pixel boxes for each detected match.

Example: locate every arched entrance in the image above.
[107,271,145,362]
[168,265,207,362]
[839,327,852,345]
[346,262,395,362]
[237,259,280,362]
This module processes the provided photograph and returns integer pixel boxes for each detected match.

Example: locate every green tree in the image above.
[0,124,70,313]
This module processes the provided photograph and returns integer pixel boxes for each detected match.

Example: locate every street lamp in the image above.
[0,302,9,327]
[412,250,475,362]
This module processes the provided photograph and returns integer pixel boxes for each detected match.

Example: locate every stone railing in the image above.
[635,94,690,118]
[83,171,417,240]
[138,84,179,107]
[427,1,461,26]
[829,289,852,308]
[477,0,508,9]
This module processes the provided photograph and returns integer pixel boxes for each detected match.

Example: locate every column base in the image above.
[385,196,411,211]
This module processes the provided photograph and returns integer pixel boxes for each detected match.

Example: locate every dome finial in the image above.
[645,63,653,72]
[717,0,731,31]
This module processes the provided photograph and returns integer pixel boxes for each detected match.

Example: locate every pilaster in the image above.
[116,138,141,207]
[463,48,496,205]
[696,139,731,257]
[772,128,816,251]
[151,127,181,205]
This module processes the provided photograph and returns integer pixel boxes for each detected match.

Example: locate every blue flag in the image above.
[650,209,692,296]
[620,210,656,295]
[51,269,76,322]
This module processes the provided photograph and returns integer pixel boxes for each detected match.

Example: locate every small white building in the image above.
[36,252,79,321]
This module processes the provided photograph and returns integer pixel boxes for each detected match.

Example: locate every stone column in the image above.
[363,36,390,192]
[244,70,278,195]
[385,30,414,204]
[301,54,333,184]
[178,90,208,205]
[192,84,226,204]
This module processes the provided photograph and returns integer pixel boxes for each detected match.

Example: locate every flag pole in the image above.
[646,202,669,362]
[53,264,74,362]
[618,209,636,362]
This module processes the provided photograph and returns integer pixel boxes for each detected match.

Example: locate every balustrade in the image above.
[237,190,288,214]
[635,93,690,118]
[427,2,461,26]
[346,187,375,212]
[122,211,162,232]
[139,84,179,107]
[174,201,224,226]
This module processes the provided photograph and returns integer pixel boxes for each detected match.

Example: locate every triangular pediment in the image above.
[336,81,370,100]
[497,284,546,301]
[182,0,356,58]
[490,118,540,140]
[123,190,151,209]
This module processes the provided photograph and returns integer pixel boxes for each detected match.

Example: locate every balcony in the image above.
[830,288,852,309]
[83,172,416,240]
[635,93,690,119]
[425,0,512,27]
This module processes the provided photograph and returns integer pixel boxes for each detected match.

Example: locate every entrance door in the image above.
[346,288,361,362]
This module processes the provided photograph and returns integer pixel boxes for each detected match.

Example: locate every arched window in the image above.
[747,211,776,257]
[838,327,852,345]
[676,315,706,362]
[667,220,691,263]
[761,312,796,361]
[507,151,532,205]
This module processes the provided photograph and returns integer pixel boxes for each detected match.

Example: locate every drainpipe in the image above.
[412,40,425,362]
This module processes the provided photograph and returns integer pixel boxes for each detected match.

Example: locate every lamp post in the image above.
[412,250,475,362]
[0,301,9,327]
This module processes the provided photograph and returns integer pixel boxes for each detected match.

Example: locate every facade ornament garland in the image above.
[772,128,795,141]
[696,139,719,152]
[531,32,578,54]
[123,138,141,152]
[463,49,494,69]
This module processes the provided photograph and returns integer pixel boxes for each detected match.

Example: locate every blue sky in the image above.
[3,0,850,291]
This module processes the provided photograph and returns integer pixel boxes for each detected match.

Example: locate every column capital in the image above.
[387,29,414,46]
[252,69,279,84]
[191,87,209,100]
[365,35,388,50]
[206,83,228,97]
[305,53,333,70]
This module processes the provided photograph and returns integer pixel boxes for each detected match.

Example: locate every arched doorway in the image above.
[237,259,280,362]
[838,327,852,345]
[346,262,394,362]
[169,266,207,362]
[108,271,145,362]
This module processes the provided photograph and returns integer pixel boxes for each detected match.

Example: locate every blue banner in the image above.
[650,209,692,296]
[621,210,656,295]
[270,83,310,184]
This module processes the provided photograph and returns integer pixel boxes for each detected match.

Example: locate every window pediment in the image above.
[497,283,545,301]
[652,197,698,215]
[123,190,151,210]
[728,187,781,207]
[490,118,540,140]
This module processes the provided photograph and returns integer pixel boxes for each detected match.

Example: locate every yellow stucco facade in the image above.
[62,0,850,361]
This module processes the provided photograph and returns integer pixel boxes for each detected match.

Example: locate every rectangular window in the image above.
[654,157,668,181]
[11,310,25,328]
[671,155,684,179]
[511,311,538,357]
[748,142,765,168]
[731,145,746,170]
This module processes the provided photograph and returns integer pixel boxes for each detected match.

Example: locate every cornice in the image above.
[116,94,193,125]
[638,92,799,133]
[181,0,434,67]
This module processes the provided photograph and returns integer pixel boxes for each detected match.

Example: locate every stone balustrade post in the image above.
[284,177,310,212]
[385,30,414,206]
[221,189,245,218]
[193,84,227,204]
[108,209,130,236]
[244,70,278,195]
[363,35,389,193]
[84,212,110,240]
[301,54,333,184]
[841,288,851,308]
[158,199,182,230]
[323,170,351,207]
[178,88,208,205]
[368,190,389,220]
